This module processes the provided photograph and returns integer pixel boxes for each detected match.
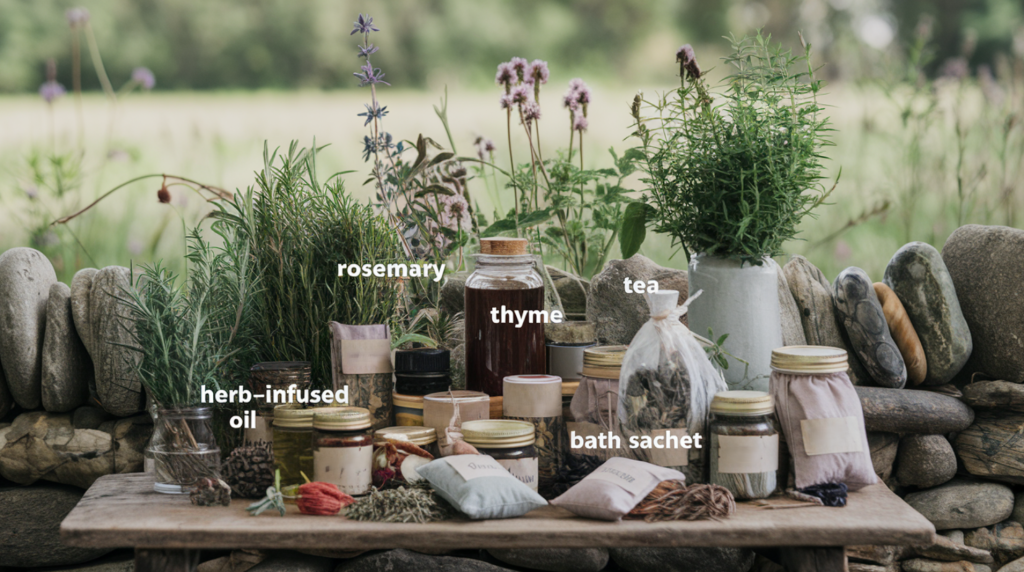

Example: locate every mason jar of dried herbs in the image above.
[709,391,779,500]
[462,420,539,491]
[313,407,374,496]
[503,374,563,497]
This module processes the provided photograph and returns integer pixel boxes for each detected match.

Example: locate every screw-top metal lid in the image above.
[392,391,426,408]
[312,407,372,431]
[374,425,437,446]
[771,346,849,374]
[423,390,491,404]
[710,390,775,416]
[479,238,528,255]
[582,345,627,379]
[461,419,536,448]
[273,404,347,428]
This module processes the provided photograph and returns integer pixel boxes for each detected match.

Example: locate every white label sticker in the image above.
[800,416,864,456]
[497,456,539,490]
[583,457,657,496]
[645,428,691,467]
[314,445,373,495]
[445,454,515,482]
[717,434,779,474]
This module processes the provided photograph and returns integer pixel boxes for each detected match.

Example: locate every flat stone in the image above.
[783,255,870,384]
[913,534,994,563]
[848,544,904,565]
[0,247,58,409]
[945,531,967,545]
[965,522,1024,565]
[884,242,972,385]
[962,381,1024,412]
[247,552,334,572]
[609,547,755,572]
[874,282,928,386]
[89,266,145,416]
[955,411,1024,484]
[42,282,93,413]
[587,254,688,345]
[900,559,975,572]
[487,548,609,572]
[905,479,1014,530]
[849,564,898,572]
[0,483,112,567]
[336,549,512,572]
[72,405,113,429]
[925,384,963,399]
[777,265,807,346]
[857,386,974,434]
[70,268,98,358]
[1012,491,1024,528]
[897,435,957,488]
[999,556,1024,572]
[197,549,268,572]
[548,266,590,318]
[544,321,597,345]
[869,432,900,482]
[834,267,907,388]
[942,225,1024,383]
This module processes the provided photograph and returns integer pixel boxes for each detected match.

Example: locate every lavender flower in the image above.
[39,81,65,103]
[65,7,90,27]
[511,84,531,105]
[563,88,579,110]
[362,133,395,161]
[525,59,549,85]
[495,62,516,89]
[573,115,588,132]
[572,80,591,106]
[358,43,379,59]
[350,14,379,36]
[676,44,701,80]
[500,93,514,110]
[522,100,542,124]
[510,57,528,82]
[132,67,155,90]
[355,62,389,86]
[358,102,389,126]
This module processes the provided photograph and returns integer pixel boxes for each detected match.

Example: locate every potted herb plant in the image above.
[120,224,260,494]
[630,33,836,390]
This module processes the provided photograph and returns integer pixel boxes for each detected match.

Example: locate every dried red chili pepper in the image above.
[296,481,355,516]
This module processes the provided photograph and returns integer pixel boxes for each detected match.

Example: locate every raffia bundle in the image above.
[626,480,736,522]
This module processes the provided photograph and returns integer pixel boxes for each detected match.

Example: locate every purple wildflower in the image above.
[350,14,379,36]
[358,102,388,126]
[484,140,495,153]
[357,43,379,59]
[39,81,65,104]
[354,61,390,86]
[573,115,588,132]
[568,78,586,91]
[495,62,516,89]
[132,67,155,90]
[563,88,579,110]
[522,100,542,124]
[525,60,549,85]
[65,7,89,27]
[500,93,514,110]
[511,84,531,105]
[510,57,528,82]
[677,44,701,80]
[573,81,591,106]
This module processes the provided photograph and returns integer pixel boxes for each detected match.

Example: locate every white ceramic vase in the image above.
[687,253,783,392]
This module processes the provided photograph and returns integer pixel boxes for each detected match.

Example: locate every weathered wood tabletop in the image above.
[62,473,935,572]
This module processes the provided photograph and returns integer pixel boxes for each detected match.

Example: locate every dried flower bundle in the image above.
[626,480,736,522]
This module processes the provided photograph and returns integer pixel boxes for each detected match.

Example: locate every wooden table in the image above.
[62,473,934,572]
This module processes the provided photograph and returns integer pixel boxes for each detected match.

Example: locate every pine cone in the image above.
[221,445,275,498]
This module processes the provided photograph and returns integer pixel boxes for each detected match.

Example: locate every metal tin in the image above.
[770,346,848,374]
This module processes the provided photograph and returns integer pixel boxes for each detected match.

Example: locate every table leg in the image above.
[780,546,848,572]
[135,548,201,572]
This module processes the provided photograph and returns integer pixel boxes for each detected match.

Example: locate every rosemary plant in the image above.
[630,33,838,264]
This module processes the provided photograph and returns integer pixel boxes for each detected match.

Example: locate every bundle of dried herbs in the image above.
[346,483,456,523]
[626,480,736,522]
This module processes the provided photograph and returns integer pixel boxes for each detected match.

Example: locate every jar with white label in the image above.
[312,407,374,496]
[708,391,779,500]
[461,419,539,491]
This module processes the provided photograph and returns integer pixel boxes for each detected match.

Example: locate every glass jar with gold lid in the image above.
[272,404,327,489]
[312,407,374,496]
[462,419,538,490]
[709,390,779,500]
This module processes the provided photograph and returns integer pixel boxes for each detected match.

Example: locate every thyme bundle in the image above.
[626,480,736,522]
[346,483,456,523]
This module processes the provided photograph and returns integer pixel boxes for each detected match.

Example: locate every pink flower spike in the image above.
[495,62,515,87]
[526,60,549,85]
[573,115,588,132]
[510,57,528,82]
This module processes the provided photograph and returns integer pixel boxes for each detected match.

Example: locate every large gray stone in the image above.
[487,548,608,572]
[777,264,807,347]
[912,534,993,564]
[942,225,1024,383]
[609,547,755,572]
[0,360,11,420]
[954,411,1024,484]
[43,282,93,413]
[962,381,1024,412]
[965,522,1024,566]
[89,266,145,416]
[0,247,58,409]
[896,434,957,488]
[869,432,900,482]
[70,268,99,357]
[900,559,975,571]
[548,266,590,319]
[1012,491,1024,528]
[0,483,112,567]
[247,552,334,572]
[834,267,907,388]
[783,255,870,385]
[336,549,511,572]
[857,386,974,434]
[883,242,972,385]
[587,254,688,345]
[72,405,113,430]
[905,479,1014,530]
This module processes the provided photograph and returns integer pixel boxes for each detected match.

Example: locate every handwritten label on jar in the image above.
[717,434,779,473]
[583,457,657,496]
[445,454,515,481]
[800,416,864,456]
[314,445,373,495]
[646,428,690,467]
[243,415,273,449]
[496,457,539,490]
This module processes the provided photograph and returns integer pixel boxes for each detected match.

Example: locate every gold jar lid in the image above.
[273,404,318,428]
[312,407,371,431]
[771,346,848,374]
[582,345,627,379]
[461,419,535,448]
[392,392,425,409]
[423,390,491,405]
[375,426,437,446]
[710,390,774,416]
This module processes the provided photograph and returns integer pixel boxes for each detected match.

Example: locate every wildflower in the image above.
[484,140,495,154]
[523,100,542,124]
[438,192,472,232]
[357,43,379,59]
[495,62,515,89]
[350,14,379,36]
[362,133,395,161]
[65,7,90,27]
[39,81,66,104]
[573,115,588,132]
[510,57,528,82]
[358,102,388,126]
[499,93,514,110]
[676,44,701,80]
[563,89,579,110]
[157,184,171,204]
[525,60,549,85]
[511,85,531,105]
[132,67,155,90]
[354,62,389,86]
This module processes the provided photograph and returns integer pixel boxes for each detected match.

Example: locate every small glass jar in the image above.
[394,348,451,395]
[462,419,539,491]
[272,404,317,490]
[313,407,374,496]
[149,407,221,494]
[375,426,439,459]
[708,391,779,500]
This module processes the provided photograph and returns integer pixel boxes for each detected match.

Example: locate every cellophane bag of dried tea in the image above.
[614,290,727,484]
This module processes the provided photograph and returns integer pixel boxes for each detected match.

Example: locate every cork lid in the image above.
[312,407,372,431]
[770,346,848,374]
[480,238,528,255]
[461,419,535,448]
[710,390,775,416]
